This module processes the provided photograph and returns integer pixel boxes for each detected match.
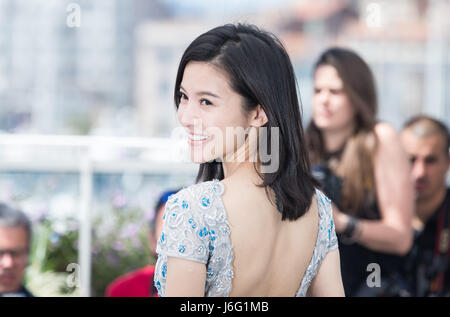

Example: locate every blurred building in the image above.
[276,0,449,129]
[135,0,449,134]
[0,0,448,136]
[0,0,171,135]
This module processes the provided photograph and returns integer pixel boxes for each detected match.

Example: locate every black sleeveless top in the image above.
[312,151,404,296]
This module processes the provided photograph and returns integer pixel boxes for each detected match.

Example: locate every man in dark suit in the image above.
[0,203,34,297]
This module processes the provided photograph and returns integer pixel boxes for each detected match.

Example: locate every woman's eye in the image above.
[330,89,342,95]
[200,99,212,106]
[178,91,188,101]
[314,88,321,94]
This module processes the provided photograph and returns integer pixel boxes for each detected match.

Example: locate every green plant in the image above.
[90,205,155,297]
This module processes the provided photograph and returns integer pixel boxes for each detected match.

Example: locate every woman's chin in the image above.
[313,118,333,129]
[189,152,220,164]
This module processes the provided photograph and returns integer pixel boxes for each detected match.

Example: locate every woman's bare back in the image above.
[153,177,342,297]
[220,177,319,296]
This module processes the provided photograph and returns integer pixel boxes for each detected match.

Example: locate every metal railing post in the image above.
[78,150,93,297]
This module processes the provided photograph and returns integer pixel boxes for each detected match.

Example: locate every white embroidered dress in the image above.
[154,179,338,297]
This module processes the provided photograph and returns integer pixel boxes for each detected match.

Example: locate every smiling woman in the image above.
[177,61,250,163]
[172,24,320,212]
[154,23,345,297]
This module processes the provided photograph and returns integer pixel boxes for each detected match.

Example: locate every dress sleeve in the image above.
[324,193,339,252]
[316,189,339,252]
[156,189,211,264]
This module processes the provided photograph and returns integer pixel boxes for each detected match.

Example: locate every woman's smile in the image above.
[187,132,211,146]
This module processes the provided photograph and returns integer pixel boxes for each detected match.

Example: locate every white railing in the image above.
[0,133,197,297]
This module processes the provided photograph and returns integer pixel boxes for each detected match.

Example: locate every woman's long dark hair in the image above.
[174,23,317,221]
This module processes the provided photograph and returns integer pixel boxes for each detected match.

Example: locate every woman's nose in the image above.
[178,103,203,131]
[317,90,330,105]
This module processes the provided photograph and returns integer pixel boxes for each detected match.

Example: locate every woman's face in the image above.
[177,61,252,163]
[312,65,355,132]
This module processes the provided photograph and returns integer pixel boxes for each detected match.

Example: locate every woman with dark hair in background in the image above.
[306,47,414,296]
[153,24,344,297]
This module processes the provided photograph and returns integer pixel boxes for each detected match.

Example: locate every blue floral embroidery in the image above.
[188,218,197,229]
[329,219,334,240]
[178,245,185,253]
[182,200,189,209]
[162,264,167,278]
[201,196,210,207]
[199,227,209,238]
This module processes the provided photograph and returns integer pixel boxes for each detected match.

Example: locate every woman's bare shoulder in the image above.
[373,122,405,156]
[374,122,398,141]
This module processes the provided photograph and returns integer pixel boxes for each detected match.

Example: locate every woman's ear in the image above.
[250,105,268,127]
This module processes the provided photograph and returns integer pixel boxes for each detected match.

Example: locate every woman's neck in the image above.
[322,124,355,153]
[222,127,261,181]
[222,161,258,180]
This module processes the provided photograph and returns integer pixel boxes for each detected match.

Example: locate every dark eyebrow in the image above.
[180,85,220,99]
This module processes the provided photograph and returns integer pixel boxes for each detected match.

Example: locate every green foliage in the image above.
[26,205,155,297]
[26,217,79,296]
[90,205,155,296]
